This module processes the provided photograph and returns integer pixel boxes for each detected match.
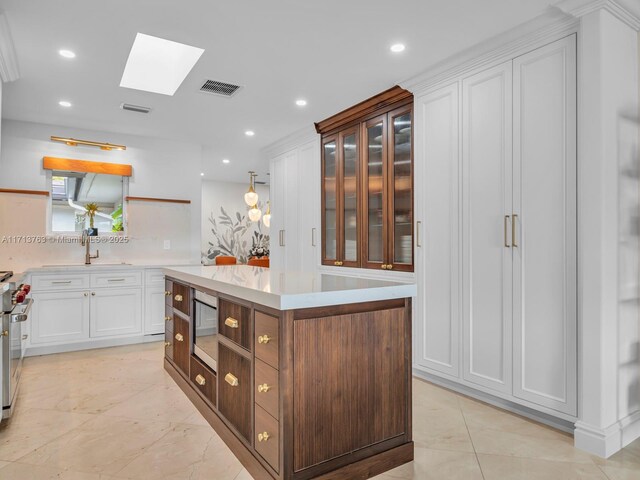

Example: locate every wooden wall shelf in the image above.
[125,196,191,205]
[0,188,50,196]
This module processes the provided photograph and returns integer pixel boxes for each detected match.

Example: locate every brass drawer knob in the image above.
[164,316,171,322]
[225,317,239,329]
[387,264,393,270]
[258,432,270,442]
[225,373,239,387]
[165,290,171,296]
[164,341,171,347]
[257,383,271,393]
[381,264,388,270]
[1,330,8,337]
[257,335,271,344]
[195,374,206,386]
[174,294,183,302]
[174,333,184,342]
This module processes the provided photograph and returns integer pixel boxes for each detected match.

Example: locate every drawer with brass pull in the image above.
[172,282,191,316]
[255,404,279,472]
[164,304,173,333]
[172,315,190,376]
[255,358,279,420]
[190,355,216,407]
[255,311,279,369]
[218,298,251,351]
[217,343,251,442]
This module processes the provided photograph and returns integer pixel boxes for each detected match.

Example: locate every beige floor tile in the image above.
[233,468,256,480]
[16,415,173,475]
[477,454,608,480]
[413,404,475,453]
[378,446,483,479]
[182,409,212,427]
[115,423,243,480]
[101,383,199,423]
[599,464,640,480]
[0,461,120,479]
[0,460,9,469]
[0,408,95,461]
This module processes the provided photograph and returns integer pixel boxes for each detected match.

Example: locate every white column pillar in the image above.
[557,0,640,457]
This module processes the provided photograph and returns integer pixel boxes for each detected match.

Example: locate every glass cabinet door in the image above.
[341,128,359,266]
[388,106,413,271]
[363,115,387,269]
[322,136,338,264]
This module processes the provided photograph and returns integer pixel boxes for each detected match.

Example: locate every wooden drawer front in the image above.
[255,359,279,420]
[255,311,279,369]
[173,315,190,375]
[165,305,173,333]
[172,282,191,316]
[164,329,173,361]
[32,274,89,291]
[255,404,279,472]
[165,279,173,306]
[218,344,252,442]
[190,356,216,407]
[219,299,251,351]
[90,271,142,288]
[145,269,165,286]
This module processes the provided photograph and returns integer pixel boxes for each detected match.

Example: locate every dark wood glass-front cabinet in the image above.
[317,86,414,272]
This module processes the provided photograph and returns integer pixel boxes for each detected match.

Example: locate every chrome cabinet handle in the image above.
[107,278,126,283]
[91,292,96,296]
[504,215,511,248]
[52,280,72,284]
[416,221,422,247]
[84,292,89,297]
[311,228,316,247]
[512,214,518,248]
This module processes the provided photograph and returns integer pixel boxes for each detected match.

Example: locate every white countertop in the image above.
[27,263,198,274]
[163,265,417,310]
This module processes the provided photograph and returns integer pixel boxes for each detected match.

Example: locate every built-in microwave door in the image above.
[193,291,217,372]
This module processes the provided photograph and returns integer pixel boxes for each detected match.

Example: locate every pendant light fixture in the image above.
[248,203,262,222]
[244,171,259,207]
[262,201,271,227]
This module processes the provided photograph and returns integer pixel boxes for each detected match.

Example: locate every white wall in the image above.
[201,179,269,264]
[0,119,203,270]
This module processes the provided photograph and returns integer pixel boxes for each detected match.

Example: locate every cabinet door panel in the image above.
[388,106,414,271]
[362,115,388,270]
[513,36,577,414]
[341,128,360,266]
[173,315,190,375]
[415,83,460,377]
[30,291,89,344]
[89,288,142,338]
[144,287,166,335]
[218,343,252,442]
[322,135,339,265]
[462,61,513,393]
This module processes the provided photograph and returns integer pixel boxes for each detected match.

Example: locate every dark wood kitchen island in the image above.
[162,265,416,480]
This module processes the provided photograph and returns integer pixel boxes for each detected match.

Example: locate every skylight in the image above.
[120,33,204,96]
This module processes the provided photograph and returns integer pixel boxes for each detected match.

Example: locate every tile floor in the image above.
[0,342,637,479]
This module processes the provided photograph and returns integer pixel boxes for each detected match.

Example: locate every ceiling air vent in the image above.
[199,79,242,97]
[120,103,152,114]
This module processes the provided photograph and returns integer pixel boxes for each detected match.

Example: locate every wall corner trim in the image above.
[0,11,20,82]
[574,412,640,458]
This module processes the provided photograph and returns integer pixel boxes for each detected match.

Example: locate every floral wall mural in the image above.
[201,180,270,264]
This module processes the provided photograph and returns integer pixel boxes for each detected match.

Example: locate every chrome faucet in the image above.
[81,230,100,265]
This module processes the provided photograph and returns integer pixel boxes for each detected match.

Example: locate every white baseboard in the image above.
[413,368,576,434]
[575,411,640,458]
[25,333,163,357]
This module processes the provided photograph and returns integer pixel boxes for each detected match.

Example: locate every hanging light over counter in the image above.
[262,201,271,227]
[244,171,259,207]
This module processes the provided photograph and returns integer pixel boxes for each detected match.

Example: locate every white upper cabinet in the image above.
[462,61,514,394]
[414,82,460,377]
[512,35,577,415]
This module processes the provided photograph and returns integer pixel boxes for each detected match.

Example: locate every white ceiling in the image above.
[0,0,554,181]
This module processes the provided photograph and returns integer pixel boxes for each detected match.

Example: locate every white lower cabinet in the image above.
[414,35,577,419]
[144,287,166,335]
[90,288,142,337]
[30,291,90,344]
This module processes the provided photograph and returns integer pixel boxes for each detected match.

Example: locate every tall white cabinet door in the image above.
[415,83,461,377]
[30,291,90,344]
[512,36,577,415]
[90,288,143,337]
[144,287,166,335]
[299,139,321,274]
[462,61,513,393]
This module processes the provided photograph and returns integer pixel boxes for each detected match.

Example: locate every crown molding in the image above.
[556,0,640,30]
[261,124,318,160]
[0,11,19,82]
[400,10,578,94]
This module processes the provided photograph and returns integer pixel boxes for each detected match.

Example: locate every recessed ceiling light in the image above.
[200,172,205,176]
[390,43,406,53]
[58,100,72,107]
[245,130,255,137]
[120,33,204,96]
[59,49,76,59]
[222,159,230,164]
[296,99,307,106]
